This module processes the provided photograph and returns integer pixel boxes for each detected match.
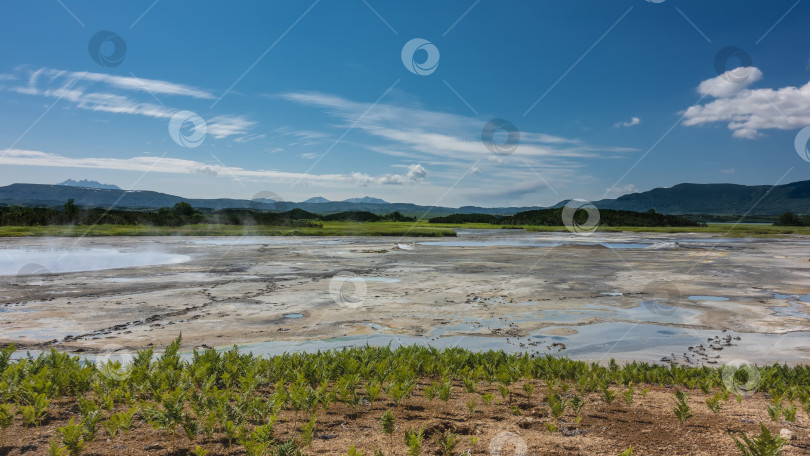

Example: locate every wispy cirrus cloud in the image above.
[6,67,252,139]
[206,115,256,139]
[683,68,810,139]
[279,91,636,167]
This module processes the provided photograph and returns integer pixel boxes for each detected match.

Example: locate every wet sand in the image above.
[1,230,809,364]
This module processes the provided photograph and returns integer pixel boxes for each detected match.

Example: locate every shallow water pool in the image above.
[0,248,190,276]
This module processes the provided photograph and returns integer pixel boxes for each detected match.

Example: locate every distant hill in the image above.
[553,181,810,216]
[303,196,331,203]
[58,179,121,190]
[342,196,388,204]
[0,184,539,217]
[2,180,809,217]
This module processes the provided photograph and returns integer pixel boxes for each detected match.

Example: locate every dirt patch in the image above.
[1,382,807,455]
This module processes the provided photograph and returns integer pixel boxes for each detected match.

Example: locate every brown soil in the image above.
[1,381,807,456]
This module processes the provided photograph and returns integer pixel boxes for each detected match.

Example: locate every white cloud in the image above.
[206,115,256,139]
[683,68,810,139]
[280,91,635,164]
[234,133,266,143]
[614,117,641,128]
[6,67,252,139]
[24,68,213,99]
[697,67,762,98]
[720,168,736,174]
[350,163,427,186]
[0,148,427,187]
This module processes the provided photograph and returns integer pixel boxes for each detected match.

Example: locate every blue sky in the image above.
[1,0,809,207]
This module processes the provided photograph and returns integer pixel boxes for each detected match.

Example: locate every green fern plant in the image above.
[601,387,616,405]
[672,389,693,425]
[404,426,424,456]
[436,429,458,456]
[48,439,68,456]
[622,383,635,406]
[345,444,366,456]
[781,403,796,423]
[466,398,478,418]
[0,404,14,448]
[380,409,395,450]
[767,396,783,422]
[548,393,567,421]
[300,413,317,448]
[706,396,722,413]
[731,423,785,456]
[57,418,86,456]
[522,382,534,407]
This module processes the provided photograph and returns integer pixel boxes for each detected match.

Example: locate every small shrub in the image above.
[673,390,693,425]
[731,423,785,456]
[0,404,14,447]
[404,427,424,456]
[436,429,458,456]
[466,399,478,418]
[782,404,796,423]
[706,393,723,414]
[57,418,86,456]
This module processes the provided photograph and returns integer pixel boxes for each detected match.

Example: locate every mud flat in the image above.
[1,230,809,364]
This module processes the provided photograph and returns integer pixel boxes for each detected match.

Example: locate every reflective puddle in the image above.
[0,248,190,276]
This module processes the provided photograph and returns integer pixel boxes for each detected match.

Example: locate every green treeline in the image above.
[430,208,701,227]
[775,212,810,226]
[0,200,415,227]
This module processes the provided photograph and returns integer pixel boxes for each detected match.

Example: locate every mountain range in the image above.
[0,180,808,216]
